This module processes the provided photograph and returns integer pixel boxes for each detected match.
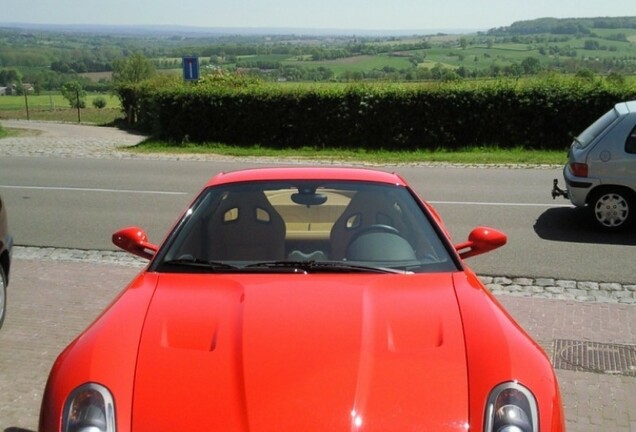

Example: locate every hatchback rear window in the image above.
[575,108,619,148]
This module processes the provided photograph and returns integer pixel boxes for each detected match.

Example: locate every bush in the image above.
[92,96,107,109]
[116,74,636,151]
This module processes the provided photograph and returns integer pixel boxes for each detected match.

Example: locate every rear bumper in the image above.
[561,166,598,207]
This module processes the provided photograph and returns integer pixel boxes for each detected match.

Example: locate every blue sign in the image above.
[182,56,200,81]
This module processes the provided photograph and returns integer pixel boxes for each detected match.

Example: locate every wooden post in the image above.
[76,88,81,123]
[23,89,30,120]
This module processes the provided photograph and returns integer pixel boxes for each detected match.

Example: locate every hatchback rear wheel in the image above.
[589,188,634,231]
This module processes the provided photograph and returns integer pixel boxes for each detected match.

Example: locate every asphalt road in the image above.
[1,121,635,283]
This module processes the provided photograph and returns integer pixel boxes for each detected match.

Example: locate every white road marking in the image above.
[429,200,573,208]
[0,185,187,195]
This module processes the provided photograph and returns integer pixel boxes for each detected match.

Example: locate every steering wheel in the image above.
[346,224,402,251]
[345,224,415,262]
[352,224,400,238]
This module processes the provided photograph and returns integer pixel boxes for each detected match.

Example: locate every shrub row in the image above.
[117,76,636,151]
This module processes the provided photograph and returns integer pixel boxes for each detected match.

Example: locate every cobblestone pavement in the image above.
[0,119,147,158]
[1,120,635,431]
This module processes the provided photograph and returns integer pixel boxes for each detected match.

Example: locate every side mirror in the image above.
[454,227,507,259]
[112,226,158,260]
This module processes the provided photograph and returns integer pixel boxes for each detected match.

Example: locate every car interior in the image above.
[161,181,453,271]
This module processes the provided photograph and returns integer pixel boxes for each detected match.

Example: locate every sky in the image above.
[1,0,635,32]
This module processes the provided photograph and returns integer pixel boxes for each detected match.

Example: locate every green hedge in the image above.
[117,76,636,151]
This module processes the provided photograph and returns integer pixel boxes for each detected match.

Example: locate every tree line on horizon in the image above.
[0,15,635,93]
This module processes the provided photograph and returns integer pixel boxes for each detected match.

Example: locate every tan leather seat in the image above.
[209,190,286,261]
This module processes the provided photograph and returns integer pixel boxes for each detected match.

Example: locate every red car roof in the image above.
[206,167,408,187]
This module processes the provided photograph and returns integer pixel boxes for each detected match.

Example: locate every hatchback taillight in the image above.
[570,162,588,177]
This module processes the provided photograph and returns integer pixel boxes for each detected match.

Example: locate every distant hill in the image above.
[488,16,636,35]
[2,17,635,38]
[0,22,474,37]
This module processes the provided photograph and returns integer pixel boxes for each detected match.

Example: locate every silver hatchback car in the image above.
[553,100,636,231]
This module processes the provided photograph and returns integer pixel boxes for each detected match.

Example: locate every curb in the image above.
[12,246,636,305]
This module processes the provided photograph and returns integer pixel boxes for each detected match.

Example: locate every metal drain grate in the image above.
[552,339,636,376]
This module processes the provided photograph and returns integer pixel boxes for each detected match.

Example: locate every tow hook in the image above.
[551,179,569,199]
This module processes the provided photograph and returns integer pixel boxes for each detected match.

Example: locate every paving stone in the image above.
[578,281,600,291]
[600,282,623,292]
[565,288,589,297]
[512,277,533,286]
[478,276,493,284]
[493,276,513,285]
[546,286,565,294]
[535,278,556,286]
[556,280,577,289]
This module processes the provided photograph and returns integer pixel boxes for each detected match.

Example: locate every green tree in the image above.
[584,40,600,50]
[0,68,22,86]
[60,81,86,109]
[112,52,156,85]
[520,57,542,75]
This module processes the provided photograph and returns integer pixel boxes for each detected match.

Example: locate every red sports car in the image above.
[39,167,564,432]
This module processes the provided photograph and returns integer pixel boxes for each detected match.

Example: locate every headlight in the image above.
[62,383,116,432]
[484,382,538,432]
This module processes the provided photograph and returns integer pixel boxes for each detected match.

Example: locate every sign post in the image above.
[182,56,200,81]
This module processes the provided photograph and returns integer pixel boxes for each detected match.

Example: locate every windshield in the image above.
[154,181,457,274]
[574,108,619,148]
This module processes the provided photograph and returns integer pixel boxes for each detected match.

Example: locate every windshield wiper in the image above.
[245,260,408,274]
[161,257,239,272]
[160,258,409,274]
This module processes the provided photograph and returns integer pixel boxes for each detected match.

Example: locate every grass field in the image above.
[189,28,636,78]
[283,54,414,74]
[80,71,114,82]
[0,108,122,124]
[0,94,122,124]
[0,94,120,110]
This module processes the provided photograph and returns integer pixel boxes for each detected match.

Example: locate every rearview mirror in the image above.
[112,226,158,260]
[454,227,507,259]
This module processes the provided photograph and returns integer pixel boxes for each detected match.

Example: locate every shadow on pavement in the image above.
[534,206,636,245]
[5,428,35,432]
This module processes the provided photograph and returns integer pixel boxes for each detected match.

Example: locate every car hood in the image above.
[132,273,469,431]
